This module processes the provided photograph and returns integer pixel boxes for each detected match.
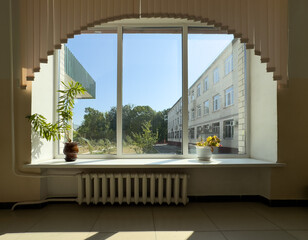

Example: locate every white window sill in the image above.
[26,158,285,169]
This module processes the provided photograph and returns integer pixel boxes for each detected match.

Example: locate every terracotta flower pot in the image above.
[63,142,79,162]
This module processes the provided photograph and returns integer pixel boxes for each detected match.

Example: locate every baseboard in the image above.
[1,196,308,209]
[188,195,308,206]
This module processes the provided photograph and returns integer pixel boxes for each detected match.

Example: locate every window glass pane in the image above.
[123,28,182,155]
[214,67,219,84]
[60,33,117,155]
[188,31,247,155]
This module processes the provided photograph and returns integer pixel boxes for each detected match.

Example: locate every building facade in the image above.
[168,39,247,154]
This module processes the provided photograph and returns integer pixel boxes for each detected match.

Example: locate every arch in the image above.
[19,0,288,88]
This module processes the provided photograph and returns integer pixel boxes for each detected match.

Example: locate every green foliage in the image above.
[131,121,158,154]
[27,81,85,142]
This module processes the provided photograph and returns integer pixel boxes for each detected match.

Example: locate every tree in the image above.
[77,107,114,141]
[131,121,158,153]
[152,109,168,143]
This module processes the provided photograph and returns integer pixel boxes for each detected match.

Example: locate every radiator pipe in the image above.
[11,198,78,211]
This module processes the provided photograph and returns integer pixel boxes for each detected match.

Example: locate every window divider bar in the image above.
[182,26,188,156]
[117,26,123,156]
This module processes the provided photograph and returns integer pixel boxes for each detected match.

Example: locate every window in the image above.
[204,100,209,115]
[191,109,195,120]
[197,126,202,139]
[213,94,220,111]
[191,90,195,101]
[204,77,209,92]
[204,124,210,134]
[50,25,248,158]
[225,54,233,75]
[197,83,201,97]
[213,67,219,84]
[189,128,195,139]
[197,105,201,118]
[212,122,220,138]
[224,120,234,139]
[225,86,234,107]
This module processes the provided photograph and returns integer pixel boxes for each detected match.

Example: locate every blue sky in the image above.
[67,33,233,126]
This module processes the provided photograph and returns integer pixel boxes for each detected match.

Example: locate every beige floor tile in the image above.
[200,202,279,230]
[0,209,43,233]
[156,231,226,240]
[91,206,155,232]
[251,205,308,230]
[223,230,296,240]
[28,205,101,232]
[287,231,308,240]
[153,203,217,231]
[88,231,156,240]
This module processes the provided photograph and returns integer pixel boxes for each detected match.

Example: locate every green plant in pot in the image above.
[27,81,85,161]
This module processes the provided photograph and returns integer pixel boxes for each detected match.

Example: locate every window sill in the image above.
[26,158,285,169]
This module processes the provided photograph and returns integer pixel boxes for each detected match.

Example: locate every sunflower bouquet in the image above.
[196,136,222,152]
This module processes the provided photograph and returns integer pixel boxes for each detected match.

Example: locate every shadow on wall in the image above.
[31,131,43,159]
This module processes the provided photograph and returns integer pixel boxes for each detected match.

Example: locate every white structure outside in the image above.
[168,39,247,154]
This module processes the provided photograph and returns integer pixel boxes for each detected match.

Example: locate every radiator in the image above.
[77,173,189,205]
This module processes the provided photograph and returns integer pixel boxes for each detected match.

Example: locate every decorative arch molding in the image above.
[19,0,288,88]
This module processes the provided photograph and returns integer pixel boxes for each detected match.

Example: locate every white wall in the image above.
[31,55,55,162]
[249,51,277,162]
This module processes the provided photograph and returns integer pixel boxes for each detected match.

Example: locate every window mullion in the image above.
[182,26,188,156]
[117,26,123,156]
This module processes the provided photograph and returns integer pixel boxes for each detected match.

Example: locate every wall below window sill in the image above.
[26,158,285,169]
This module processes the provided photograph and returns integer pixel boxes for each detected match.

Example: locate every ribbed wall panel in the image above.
[20,0,288,87]
[77,173,189,205]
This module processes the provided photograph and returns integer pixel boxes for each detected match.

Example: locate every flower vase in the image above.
[63,142,79,162]
[196,146,212,161]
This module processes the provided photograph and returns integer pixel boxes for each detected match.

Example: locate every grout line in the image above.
[151,206,158,240]
[197,203,226,237]
[25,208,49,232]
[248,204,285,231]
[89,206,104,232]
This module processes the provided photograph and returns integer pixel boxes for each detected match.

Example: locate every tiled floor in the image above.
[0,202,308,239]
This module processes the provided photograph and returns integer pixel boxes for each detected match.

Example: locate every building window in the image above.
[204,124,210,134]
[204,100,209,115]
[213,94,220,111]
[213,67,219,84]
[189,128,195,139]
[224,120,234,139]
[197,126,202,139]
[225,54,233,75]
[197,105,201,118]
[225,86,234,107]
[212,122,220,138]
[191,90,195,101]
[191,109,195,120]
[197,83,201,97]
[204,77,209,92]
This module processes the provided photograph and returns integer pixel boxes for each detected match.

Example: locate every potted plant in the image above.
[27,81,85,161]
[196,136,222,161]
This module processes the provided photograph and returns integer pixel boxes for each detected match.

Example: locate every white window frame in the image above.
[224,119,234,139]
[197,104,201,118]
[204,100,209,115]
[54,23,248,159]
[197,83,201,97]
[213,67,219,84]
[213,94,220,112]
[225,86,234,107]
[225,54,233,75]
[191,90,195,101]
[204,76,209,92]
